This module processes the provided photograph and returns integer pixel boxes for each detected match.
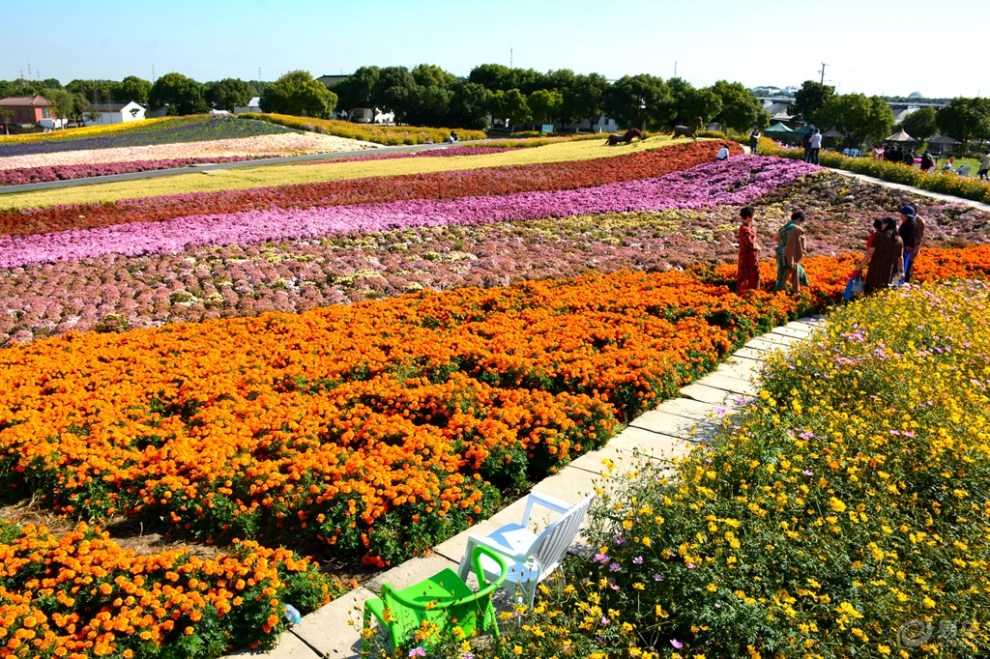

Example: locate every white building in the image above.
[84,101,146,125]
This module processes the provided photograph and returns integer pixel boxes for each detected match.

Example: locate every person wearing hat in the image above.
[897,204,924,282]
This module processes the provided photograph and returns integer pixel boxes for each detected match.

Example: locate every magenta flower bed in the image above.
[0,157,818,269]
[0,157,255,185]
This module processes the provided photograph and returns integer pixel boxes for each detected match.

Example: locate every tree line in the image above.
[2,66,988,147]
[789,80,990,149]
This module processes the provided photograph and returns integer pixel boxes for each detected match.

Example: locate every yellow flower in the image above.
[828,497,847,513]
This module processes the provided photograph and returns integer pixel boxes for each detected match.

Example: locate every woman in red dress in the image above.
[736,206,761,293]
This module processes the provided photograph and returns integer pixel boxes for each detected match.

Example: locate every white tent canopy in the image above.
[884,129,915,142]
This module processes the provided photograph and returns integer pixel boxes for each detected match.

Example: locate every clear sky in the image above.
[1,0,987,98]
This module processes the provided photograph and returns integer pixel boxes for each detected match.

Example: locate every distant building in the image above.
[83,101,146,125]
[0,95,59,126]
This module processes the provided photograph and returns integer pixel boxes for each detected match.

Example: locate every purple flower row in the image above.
[0,157,818,269]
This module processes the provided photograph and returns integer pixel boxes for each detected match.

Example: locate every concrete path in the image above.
[222,317,823,658]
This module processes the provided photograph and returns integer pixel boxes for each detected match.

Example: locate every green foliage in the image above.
[712,79,768,132]
[489,89,531,129]
[602,73,673,130]
[527,89,564,126]
[261,70,337,119]
[205,78,255,112]
[819,93,895,145]
[118,75,152,104]
[330,65,379,110]
[679,87,722,127]
[936,97,990,146]
[790,80,836,125]
[901,106,937,141]
[150,72,209,115]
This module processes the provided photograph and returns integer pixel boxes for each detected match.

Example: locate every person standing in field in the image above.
[978,150,990,181]
[809,128,823,164]
[898,204,924,282]
[856,217,904,294]
[736,206,762,294]
[749,127,761,154]
[775,211,808,295]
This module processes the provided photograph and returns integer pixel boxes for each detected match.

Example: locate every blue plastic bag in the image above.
[843,275,864,301]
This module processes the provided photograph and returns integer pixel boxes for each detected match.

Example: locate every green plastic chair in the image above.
[361,545,509,654]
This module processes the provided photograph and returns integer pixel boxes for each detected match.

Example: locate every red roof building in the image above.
[0,95,56,124]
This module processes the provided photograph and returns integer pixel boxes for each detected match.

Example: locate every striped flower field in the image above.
[1,133,989,658]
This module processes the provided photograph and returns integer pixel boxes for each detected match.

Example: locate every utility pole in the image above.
[510,47,513,69]
[819,62,827,85]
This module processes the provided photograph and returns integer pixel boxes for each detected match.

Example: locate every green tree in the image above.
[863,96,897,145]
[410,63,456,89]
[563,72,608,129]
[66,79,116,105]
[665,76,696,125]
[0,78,42,97]
[260,70,337,118]
[69,92,89,124]
[679,87,722,128]
[527,89,563,128]
[402,84,452,126]
[329,67,379,111]
[821,93,894,146]
[602,74,672,130]
[790,80,835,126]
[205,78,255,112]
[900,106,937,140]
[936,97,990,148]
[117,76,152,105]
[372,66,417,114]
[444,81,490,129]
[711,80,767,132]
[149,73,209,115]
[489,88,530,129]
[468,63,515,92]
[40,88,76,126]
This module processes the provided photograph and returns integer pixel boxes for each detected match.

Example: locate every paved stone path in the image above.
[223,317,823,658]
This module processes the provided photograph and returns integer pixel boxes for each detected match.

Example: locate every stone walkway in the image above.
[223,317,822,658]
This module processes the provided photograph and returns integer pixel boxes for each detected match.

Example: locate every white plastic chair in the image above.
[456,491,595,608]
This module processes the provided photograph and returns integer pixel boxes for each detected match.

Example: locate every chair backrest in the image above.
[526,493,594,576]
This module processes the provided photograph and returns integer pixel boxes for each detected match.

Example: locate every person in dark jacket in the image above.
[857,217,904,294]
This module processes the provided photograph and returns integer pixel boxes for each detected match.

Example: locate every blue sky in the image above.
[1,0,987,98]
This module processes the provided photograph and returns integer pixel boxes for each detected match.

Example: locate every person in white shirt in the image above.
[809,129,823,164]
[716,145,730,161]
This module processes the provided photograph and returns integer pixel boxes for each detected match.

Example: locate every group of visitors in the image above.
[734,204,925,298]
[734,207,809,296]
[880,144,917,166]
